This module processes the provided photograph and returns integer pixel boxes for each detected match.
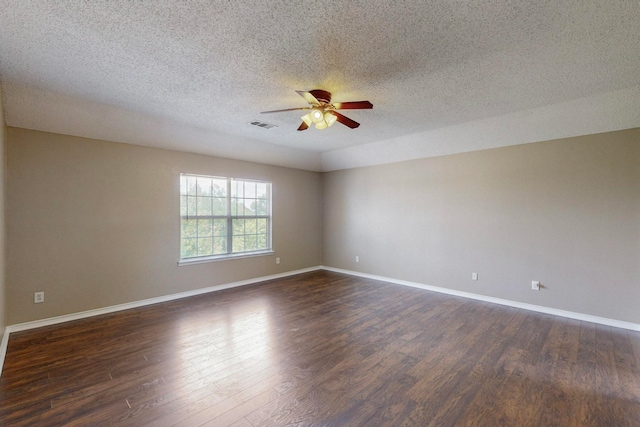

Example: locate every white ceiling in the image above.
[1,1,639,171]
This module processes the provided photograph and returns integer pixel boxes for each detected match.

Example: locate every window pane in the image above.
[212,179,227,196]
[245,235,257,252]
[245,181,256,198]
[198,219,212,236]
[255,199,268,216]
[187,196,197,216]
[213,219,226,237]
[213,237,227,254]
[181,238,197,258]
[257,218,266,234]
[244,218,257,234]
[181,174,271,261]
[182,219,198,238]
[187,176,198,196]
[232,219,244,236]
[213,197,227,216]
[232,200,244,216]
[256,182,267,199]
[232,235,244,253]
[197,197,212,216]
[198,238,213,256]
[197,177,212,196]
[180,175,187,195]
[231,180,244,198]
[245,199,257,216]
[257,234,267,249]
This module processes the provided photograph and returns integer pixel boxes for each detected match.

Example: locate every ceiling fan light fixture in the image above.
[324,112,337,127]
[301,113,313,126]
[315,120,328,130]
[311,108,324,123]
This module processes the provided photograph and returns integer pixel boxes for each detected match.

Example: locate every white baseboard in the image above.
[2,264,638,380]
[0,265,322,378]
[321,266,640,332]
[0,328,9,379]
[6,266,322,334]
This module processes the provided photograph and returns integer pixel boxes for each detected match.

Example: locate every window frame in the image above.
[178,173,273,265]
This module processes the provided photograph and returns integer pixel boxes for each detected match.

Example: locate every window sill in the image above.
[178,250,274,266]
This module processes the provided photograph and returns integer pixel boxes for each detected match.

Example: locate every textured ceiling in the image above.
[1,1,640,171]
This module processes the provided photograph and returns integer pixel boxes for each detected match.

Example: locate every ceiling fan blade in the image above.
[332,100,373,110]
[261,107,310,114]
[296,90,321,106]
[333,111,360,129]
[297,121,309,131]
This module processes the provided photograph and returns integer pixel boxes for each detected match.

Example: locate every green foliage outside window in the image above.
[180,174,271,260]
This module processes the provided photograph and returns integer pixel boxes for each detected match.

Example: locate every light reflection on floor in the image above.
[172,296,275,395]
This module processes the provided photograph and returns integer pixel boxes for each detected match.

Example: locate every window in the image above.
[180,174,272,262]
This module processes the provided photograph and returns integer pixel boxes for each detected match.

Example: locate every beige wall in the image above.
[323,129,640,324]
[0,83,6,335]
[6,127,323,324]
[5,125,639,326]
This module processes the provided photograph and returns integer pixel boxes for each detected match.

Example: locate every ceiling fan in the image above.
[261,89,373,131]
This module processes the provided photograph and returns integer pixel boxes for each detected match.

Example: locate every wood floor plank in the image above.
[1,270,639,426]
[453,309,548,425]
[424,307,520,426]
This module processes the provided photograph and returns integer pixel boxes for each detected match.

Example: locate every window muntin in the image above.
[180,174,271,261]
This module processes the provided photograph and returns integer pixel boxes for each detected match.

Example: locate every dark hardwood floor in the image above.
[1,270,639,426]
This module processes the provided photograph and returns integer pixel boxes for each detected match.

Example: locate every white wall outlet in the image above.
[275,257,280,264]
[472,272,478,281]
[34,291,45,303]
[355,256,359,263]
[532,281,540,291]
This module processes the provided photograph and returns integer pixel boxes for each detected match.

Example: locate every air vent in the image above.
[249,120,277,129]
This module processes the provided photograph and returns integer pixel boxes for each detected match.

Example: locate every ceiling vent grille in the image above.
[249,120,277,129]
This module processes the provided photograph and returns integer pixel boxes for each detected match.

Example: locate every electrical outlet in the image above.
[532,281,540,291]
[472,272,478,281]
[275,257,280,264]
[355,256,359,263]
[34,291,45,303]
